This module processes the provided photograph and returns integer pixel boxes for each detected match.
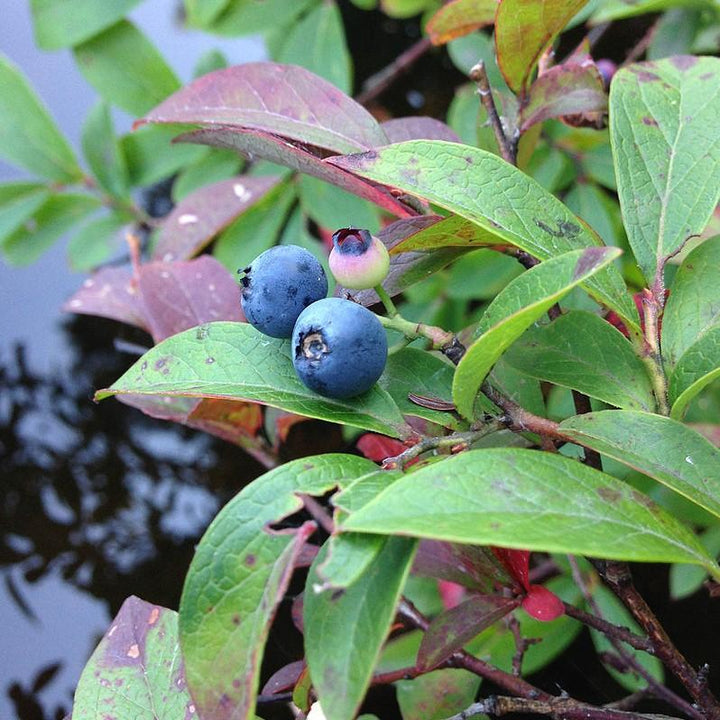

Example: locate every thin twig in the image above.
[356,37,433,105]
[298,494,334,535]
[469,61,517,165]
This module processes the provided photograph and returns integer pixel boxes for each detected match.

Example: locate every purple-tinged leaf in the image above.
[261,660,306,696]
[389,213,502,254]
[396,668,481,720]
[426,0,498,44]
[412,540,516,592]
[179,127,416,218]
[62,267,148,331]
[72,596,198,719]
[519,59,607,132]
[495,0,589,95]
[138,255,244,342]
[382,117,461,143]
[336,217,466,305]
[138,62,388,154]
[154,175,282,261]
[418,594,519,671]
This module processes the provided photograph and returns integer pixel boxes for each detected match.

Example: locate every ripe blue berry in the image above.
[329,228,390,290]
[292,298,388,399]
[239,245,328,338]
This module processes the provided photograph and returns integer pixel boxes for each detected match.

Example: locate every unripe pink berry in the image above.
[328,227,390,290]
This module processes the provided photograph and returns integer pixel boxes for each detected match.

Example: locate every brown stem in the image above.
[562,603,653,654]
[599,561,720,720]
[571,390,604,470]
[469,61,517,165]
[356,37,433,106]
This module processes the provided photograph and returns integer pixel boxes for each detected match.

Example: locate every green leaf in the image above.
[452,247,621,420]
[670,525,720,599]
[0,185,50,245]
[73,596,198,720]
[208,0,318,36]
[179,454,377,720]
[74,20,180,116]
[0,54,82,182]
[609,56,720,283]
[67,211,131,271]
[563,181,626,249]
[2,193,101,265]
[669,325,720,419]
[495,0,590,94]
[277,1,352,94]
[333,470,404,514]
[30,0,143,49]
[390,213,501,253]
[504,311,656,411]
[426,0,496,44]
[396,669,481,720]
[172,149,243,202]
[305,536,417,720]
[184,0,232,28]
[662,236,720,370]
[592,0,708,23]
[82,101,130,199]
[96,321,412,438]
[121,125,207,188]
[317,532,388,589]
[560,410,720,521]
[298,174,381,233]
[446,249,524,301]
[342,447,719,574]
[329,141,638,329]
[379,347,464,430]
[590,584,664,692]
[193,49,229,79]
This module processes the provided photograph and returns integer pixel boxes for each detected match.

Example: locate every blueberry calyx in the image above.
[331,228,373,256]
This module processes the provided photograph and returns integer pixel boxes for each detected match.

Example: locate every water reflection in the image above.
[1,316,266,719]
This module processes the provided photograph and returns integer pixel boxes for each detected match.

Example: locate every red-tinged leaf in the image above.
[154,175,282,261]
[389,213,502,254]
[519,59,607,132]
[418,594,519,670]
[438,580,466,609]
[496,0,590,95]
[138,62,388,154]
[521,584,565,621]
[138,255,244,342]
[178,127,415,218]
[382,117,461,143]
[337,217,466,306]
[275,412,313,445]
[261,660,306,696]
[426,0,498,44]
[62,267,148,332]
[357,433,408,462]
[413,540,517,592]
[72,596,198,719]
[492,547,530,590]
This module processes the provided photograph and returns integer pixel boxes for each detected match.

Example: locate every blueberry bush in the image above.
[3,1,720,719]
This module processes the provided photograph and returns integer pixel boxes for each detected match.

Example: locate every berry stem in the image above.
[374,284,398,318]
[376,311,455,349]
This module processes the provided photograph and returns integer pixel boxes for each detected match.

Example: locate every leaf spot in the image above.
[685,456,694,465]
[127,644,140,659]
[642,116,658,127]
[148,607,160,625]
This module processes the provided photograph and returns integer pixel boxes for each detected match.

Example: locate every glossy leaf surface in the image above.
[452,247,620,420]
[495,0,589,94]
[74,20,180,116]
[73,596,197,720]
[504,311,655,411]
[179,454,377,720]
[305,537,417,720]
[329,141,637,328]
[141,62,388,153]
[610,57,720,283]
[96,322,411,438]
[669,326,720,419]
[343,448,718,574]
[0,54,81,182]
[560,410,720,520]
[396,669,481,720]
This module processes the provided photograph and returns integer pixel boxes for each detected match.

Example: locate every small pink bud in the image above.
[329,227,390,290]
[521,584,565,622]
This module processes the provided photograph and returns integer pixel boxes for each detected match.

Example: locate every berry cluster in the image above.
[239,230,390,399]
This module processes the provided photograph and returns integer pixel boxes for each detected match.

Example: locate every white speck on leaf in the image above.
[685,456,694,465]
[233,183,251,202]
[178,214,198,225]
